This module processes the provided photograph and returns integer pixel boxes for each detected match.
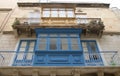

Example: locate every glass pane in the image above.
[59,11,66,17]
[71,38,78,44]
[29,42,35,47]
[61,38,68,43]
[61,44,68,50]
[71,44,79,50]
[61,38,68,50]
[43,11,50,17]
[89,42,97,52]
[17,53,24,60]
[26,53,33,60]
[51,11,58,17]
[50,38,57,50]
[67,11,74,17]
[28,47,34,52]
[19,48,25,52]
[39,38,46,43]
[82,42,88,52]
[20,42,27,47]
[71,38,80,50]
[39,44,46,50]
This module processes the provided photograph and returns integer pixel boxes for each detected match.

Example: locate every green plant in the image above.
[110,60,116,66]
[12,19,20,29]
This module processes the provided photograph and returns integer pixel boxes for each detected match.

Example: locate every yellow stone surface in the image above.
[0,12,9,29]
[77,7,120,33]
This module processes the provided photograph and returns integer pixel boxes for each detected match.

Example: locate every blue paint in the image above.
[33,28,84,66]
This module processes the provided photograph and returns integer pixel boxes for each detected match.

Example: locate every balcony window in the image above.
[42,8,74,18]
[81,40,103,66]
[13,40,36,66]
[36,33,81,51]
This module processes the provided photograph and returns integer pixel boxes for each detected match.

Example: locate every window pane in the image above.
[50,38,57,50]
[39,44,46,50]
[82,42,88,52]
[39,38,46,43]
[29,42,35,47]
[17,53,24,60]
[19,48,26,52]
[71,38,80,50]
[67,11,74,17]
[28,47,34,52]
[51,11,58,17]
[71,38,78,44]
[59,11,66,17]
[26,53,33,60]
[89,42,97,52]
[39,38,46,50]
[20,42,27,47]
[71,44,79,50]
[43,11,50,17]
[61,38,68,50]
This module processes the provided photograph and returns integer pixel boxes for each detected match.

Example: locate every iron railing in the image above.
[0,51,119,66]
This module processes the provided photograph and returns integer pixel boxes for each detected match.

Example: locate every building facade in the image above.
[0,0,120,76]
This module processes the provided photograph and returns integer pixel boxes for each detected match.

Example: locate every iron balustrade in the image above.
[0,51,119,66]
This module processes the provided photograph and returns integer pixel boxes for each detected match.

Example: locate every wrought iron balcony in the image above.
[0,51,119,66]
